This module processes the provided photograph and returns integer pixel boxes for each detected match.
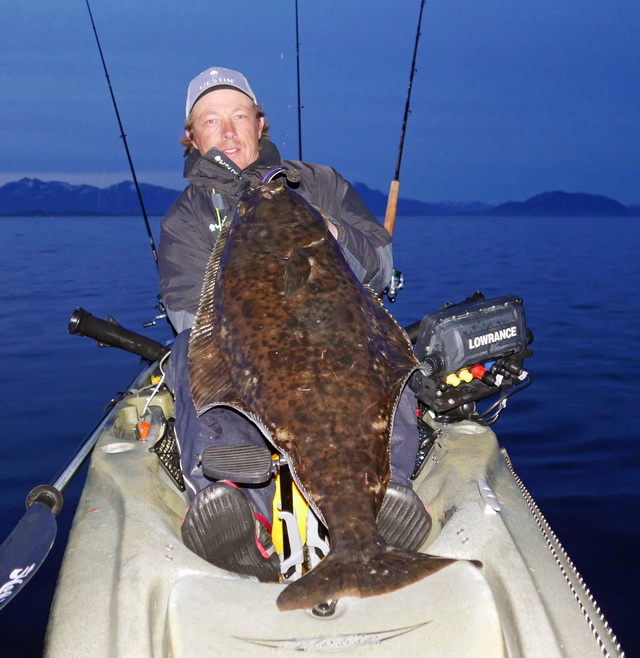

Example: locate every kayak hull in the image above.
[45,362,623,657]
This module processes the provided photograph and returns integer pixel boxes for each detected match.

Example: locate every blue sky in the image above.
[1,0,638,204]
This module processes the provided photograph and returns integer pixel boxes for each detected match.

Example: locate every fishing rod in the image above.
[295,0,303,160]
[384,0,427,236]
[85,0,159,269]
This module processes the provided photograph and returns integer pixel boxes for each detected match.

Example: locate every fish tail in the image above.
[276,543,469,612]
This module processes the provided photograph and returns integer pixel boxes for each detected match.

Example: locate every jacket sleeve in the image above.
[295,163,393,294]
[158,186,218,332]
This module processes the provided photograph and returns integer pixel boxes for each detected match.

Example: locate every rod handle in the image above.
[384,180,400,235]
[68,307,169,362]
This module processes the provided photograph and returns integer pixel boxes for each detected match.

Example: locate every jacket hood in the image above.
[183,138,284,187]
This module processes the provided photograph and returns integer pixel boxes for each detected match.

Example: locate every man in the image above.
[159,67,428,582]
[159,67,392,334]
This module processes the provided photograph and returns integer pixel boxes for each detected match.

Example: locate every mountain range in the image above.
[0,179,178,216]
[0,178,637,217]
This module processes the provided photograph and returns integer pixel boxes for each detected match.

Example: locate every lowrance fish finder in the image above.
[409,292,533,424]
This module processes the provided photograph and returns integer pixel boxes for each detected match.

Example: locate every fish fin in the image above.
[277,543,472,612]
[189,333,246,415]
[283,249,312,298]
[189,218,242,414]
[366,286,417,371]
[362,287,419,411]
[195,212,233,320]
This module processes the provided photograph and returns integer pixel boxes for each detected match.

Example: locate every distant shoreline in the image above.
[1,178,638,218]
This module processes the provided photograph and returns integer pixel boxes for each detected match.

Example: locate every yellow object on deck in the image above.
[271,458,309,555]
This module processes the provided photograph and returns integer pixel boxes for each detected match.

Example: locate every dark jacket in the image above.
[158,139,392,332]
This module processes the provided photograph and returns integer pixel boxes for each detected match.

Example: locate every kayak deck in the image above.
[45,362,623,657]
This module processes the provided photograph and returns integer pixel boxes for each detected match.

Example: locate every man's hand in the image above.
[325,219,339,239]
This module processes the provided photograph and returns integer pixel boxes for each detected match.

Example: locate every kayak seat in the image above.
[181,482,280,582]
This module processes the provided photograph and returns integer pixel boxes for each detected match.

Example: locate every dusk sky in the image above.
[2,1,638,205]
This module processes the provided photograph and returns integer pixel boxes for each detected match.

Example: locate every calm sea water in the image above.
[0,214,638,655]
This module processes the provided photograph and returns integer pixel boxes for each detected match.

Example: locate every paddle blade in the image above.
[0,501,57,610]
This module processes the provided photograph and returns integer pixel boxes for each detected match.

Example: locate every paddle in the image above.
[0,309,169,609]
[0,411,113,610]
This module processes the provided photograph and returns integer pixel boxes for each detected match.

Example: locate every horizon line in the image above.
[0,173,637,208]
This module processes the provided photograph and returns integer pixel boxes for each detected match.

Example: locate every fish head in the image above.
[234,182,330,257]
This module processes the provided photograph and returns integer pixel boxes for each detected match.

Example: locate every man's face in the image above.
[188,88,264,170]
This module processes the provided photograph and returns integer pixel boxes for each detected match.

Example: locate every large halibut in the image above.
[189,181,460,611]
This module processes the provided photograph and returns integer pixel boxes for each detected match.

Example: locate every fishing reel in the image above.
[409,292,533,425]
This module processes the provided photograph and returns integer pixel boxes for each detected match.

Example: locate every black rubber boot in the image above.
[377,482,432,551]
[181,482,280,582]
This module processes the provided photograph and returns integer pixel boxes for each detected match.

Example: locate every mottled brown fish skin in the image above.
[189,181,459,611]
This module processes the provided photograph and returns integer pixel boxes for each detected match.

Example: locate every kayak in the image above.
[44,356,624,657]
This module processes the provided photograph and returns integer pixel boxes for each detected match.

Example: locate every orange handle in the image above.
[383,180,400,236]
